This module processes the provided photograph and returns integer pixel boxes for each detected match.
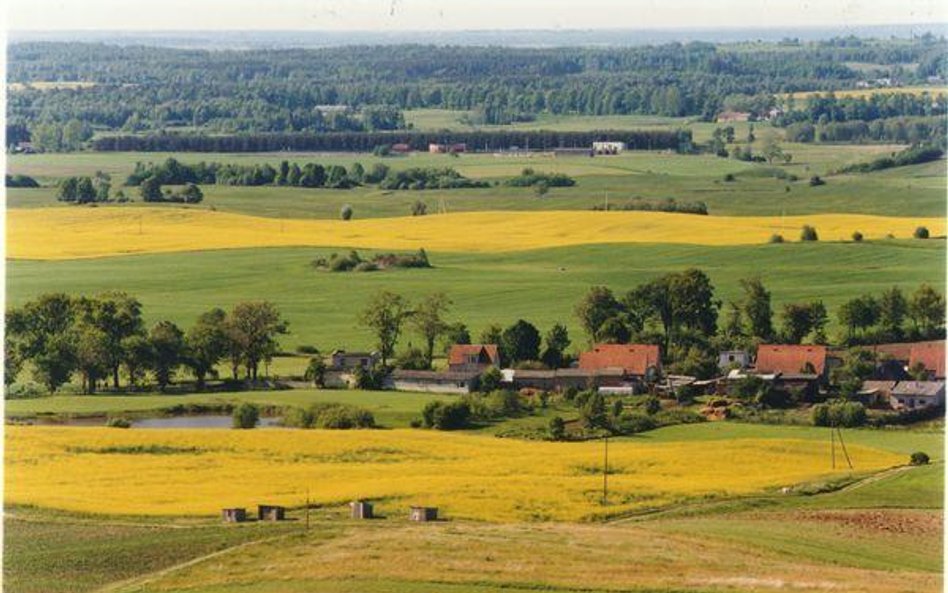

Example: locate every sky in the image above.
[6,0,948,31]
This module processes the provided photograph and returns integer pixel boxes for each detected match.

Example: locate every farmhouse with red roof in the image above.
[579,344,661,378]
[448,344,500,372]
[754,344,829,377]
[909,341,946,380]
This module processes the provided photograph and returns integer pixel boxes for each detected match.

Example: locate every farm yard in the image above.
[5,31,948,593]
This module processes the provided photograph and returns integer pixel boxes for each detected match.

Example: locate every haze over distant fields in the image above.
[6,0,948,48]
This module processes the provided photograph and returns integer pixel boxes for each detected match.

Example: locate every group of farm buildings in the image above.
[324,340,945,412]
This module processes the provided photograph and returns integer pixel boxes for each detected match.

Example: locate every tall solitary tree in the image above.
[359,291,411,366]
[410,292,452,367]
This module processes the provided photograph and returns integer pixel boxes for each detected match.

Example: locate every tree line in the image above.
[9,38,945,143]
[575,273,946,379]
[6,294,288,394]
[91,129,690,153]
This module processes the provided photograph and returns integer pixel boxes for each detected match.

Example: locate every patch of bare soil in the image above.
[792,509,942,536]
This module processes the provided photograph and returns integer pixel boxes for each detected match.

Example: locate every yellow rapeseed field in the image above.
[6,427,902,521]
[8,207,945,259]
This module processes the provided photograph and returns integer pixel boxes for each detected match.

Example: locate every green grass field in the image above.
[9,145,942,219]
[5,388,446,427]
[8,241,944,351]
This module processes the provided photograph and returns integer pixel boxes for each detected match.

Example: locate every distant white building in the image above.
[592,141,627,155]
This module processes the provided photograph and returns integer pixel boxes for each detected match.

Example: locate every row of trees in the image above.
[6,294,288,393]
[91,129,690,153]
[574,273,946,377]
[837,285,946,344]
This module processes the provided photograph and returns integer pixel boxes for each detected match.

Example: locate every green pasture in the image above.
[8,241,944,352]
[5,388,447,427]
[7,147,943,218]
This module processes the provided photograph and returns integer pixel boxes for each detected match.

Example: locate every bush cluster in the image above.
[811,401,866,428]
[311,249,431,273]
[283,403,375,429]
[503,168,576,188]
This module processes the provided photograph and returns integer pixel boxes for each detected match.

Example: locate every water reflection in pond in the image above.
[132,415,284,428]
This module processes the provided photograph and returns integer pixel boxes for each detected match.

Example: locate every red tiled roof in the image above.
[448,344,500,367]
[909,341,946,379]
[579,344,661,375]
[755,344,828,375]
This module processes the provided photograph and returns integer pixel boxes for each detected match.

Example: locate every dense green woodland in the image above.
[6,37,946,146]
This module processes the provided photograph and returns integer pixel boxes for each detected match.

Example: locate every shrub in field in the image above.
[808,175,825,186]
[616,412,657,435]
[852,231,863,242]
[340,204,353,220]
[769,233,784,244]
[642,395,661,415]
[422,400,472,430]
[800,225,819,241]
[232,403,260,429]
[548,416,566,441]
[283,403,375,429]
[910,452,930,466]
[914,226,930,239]
[106,417,132,428]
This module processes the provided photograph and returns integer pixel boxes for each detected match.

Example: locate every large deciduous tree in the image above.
[184,308,230,389]
[148,321,185,391]
[359,291,411,367]
[411,292,452,368]
[228,301,288,381]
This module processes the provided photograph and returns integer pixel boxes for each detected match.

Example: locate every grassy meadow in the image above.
[8,145,945,220]
[5,388,445,428]
[8,241,944,350]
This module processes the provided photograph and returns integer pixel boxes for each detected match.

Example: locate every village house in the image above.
[857,380,898,407]
[428,142,467,153]
[592,141,626,154]
[579,343,662,381]
[754,344,831,378]
[718,350,751,371]
[388,369,481,394]
[909,341,945,380]
[502,367,629,393]
[888,381,945,411]
[447,344,500,372]
[715,111,751,123]
[838,340,946,380]
[323,350,381,388]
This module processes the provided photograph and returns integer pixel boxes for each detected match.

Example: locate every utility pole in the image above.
[836,427,853,470]
[831,426,836,470]
[603,436,610,504]
[305,489,310,531]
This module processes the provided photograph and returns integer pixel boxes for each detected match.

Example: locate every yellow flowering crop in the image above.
[8,207,944,259]
[6,427,901,521]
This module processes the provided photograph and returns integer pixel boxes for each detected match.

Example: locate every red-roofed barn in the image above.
[755,344,829,377]
[579,344,661,378]
[909,341,945,380]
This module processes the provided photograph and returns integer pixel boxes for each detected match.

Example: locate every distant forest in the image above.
[6,37,947,150]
